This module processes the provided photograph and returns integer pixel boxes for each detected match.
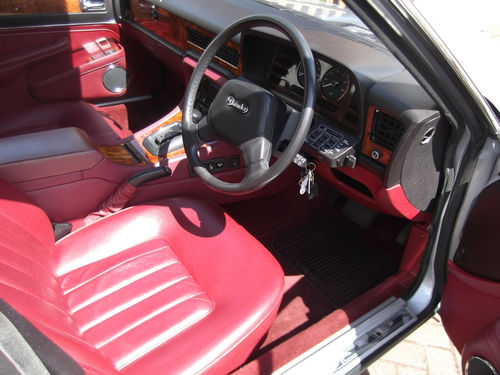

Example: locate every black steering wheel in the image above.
[182,14,316,194]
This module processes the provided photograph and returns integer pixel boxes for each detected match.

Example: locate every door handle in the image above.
[79,0,106,12]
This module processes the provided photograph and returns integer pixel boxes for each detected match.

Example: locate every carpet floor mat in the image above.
[272,211,398,308]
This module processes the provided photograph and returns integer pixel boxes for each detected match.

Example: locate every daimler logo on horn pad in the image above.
[226,96,249,114]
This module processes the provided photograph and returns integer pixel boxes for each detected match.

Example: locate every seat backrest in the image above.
[0,180,117,374]
[0,179,69,327]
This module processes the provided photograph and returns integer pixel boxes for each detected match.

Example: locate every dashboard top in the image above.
[145,0,405,84]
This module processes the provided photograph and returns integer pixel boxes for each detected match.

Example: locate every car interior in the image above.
[0,0,478,374]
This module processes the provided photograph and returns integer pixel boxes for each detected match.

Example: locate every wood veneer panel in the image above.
[128,0,242,76]
[0,0,92,14]
[97,145,142,165]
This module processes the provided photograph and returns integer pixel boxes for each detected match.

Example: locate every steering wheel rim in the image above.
[182,14,316,194]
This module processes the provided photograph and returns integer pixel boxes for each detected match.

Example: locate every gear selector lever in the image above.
[142,122,182,156]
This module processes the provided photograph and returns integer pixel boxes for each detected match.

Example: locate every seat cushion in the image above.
[51,197,284,374]
[0,101,131,145]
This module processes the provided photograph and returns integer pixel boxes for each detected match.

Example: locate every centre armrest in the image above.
[0,127,103,183]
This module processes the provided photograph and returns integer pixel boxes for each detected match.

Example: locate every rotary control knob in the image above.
[371,149,383,160]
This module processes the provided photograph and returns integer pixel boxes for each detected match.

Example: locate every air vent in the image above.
[370,110,404,151]
[187,27,239,67]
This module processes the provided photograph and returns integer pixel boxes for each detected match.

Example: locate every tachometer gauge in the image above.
[321,65,350,101]
[296,59,321,87]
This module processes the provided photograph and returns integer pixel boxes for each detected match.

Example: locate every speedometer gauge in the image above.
[321,65,350,101]
[296,59,321,87]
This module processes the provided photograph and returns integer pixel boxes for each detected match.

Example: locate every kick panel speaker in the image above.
[102,65,127,93]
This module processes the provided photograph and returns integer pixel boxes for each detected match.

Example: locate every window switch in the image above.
[229,155,240,168]
[215,159,226,170]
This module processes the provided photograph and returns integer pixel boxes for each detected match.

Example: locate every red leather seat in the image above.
[0,179,284,374]
[0,101,131,145]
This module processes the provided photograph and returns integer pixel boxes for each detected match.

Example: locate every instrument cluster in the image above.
[265,43,359,134]
[295,58,351,102]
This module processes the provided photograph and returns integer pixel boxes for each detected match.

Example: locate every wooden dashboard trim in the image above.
[0,0,84,15]
[128,0,242,76]
[361,106,393,166]
[97,144,142,165]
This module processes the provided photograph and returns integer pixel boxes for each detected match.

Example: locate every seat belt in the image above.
[0,311,50,375]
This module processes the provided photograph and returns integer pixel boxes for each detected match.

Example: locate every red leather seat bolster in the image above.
[54,197,284,374]
[0,101,131,144]
[0,179,54,249]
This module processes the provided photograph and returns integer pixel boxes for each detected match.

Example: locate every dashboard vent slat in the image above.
[187,27,239,67]
[370,110,404,151]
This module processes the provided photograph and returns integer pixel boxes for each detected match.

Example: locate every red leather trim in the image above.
[316,162,429,221]
[441,261,500,353]
[182,56,228,86]
[0,36,70,75]
[85,182,137,224]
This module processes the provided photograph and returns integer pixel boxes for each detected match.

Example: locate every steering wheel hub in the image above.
[208,78,283,148]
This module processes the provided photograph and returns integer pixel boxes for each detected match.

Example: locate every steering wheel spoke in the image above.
[239,136,272,172]
[197,115,217,143]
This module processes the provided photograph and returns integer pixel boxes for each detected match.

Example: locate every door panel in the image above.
[441,179,500,373]
[0,25,126,113]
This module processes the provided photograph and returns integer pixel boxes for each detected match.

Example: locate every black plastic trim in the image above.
[95,94,153,107]
[123,142,145,163]
[128,166,172,187]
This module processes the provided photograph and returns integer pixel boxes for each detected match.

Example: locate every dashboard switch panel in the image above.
[305,122,358,168]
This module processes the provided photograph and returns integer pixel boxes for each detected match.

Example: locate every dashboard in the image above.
[123,0,450,219]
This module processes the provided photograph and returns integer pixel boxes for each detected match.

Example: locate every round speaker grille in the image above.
[103,66,127,93]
